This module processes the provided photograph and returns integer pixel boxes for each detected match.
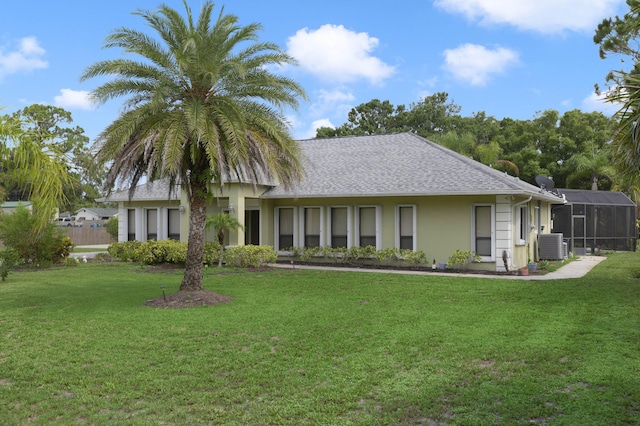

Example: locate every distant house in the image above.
[74,207,119,222]
[99,133,565,271]
[1,201,33,214]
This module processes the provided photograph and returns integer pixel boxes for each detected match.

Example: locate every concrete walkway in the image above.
[270,255,607,280]
[70,244,109,260]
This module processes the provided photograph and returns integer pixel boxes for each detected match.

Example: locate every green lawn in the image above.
[1,253,639,425]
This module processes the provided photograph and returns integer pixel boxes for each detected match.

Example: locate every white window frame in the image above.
[472,204,495,262]
[145,208,159,241]
[355,205,382,250]
[167,208,181,240]
[274,206,298,251]
[328,206,352,248]
[515,205,528,246]
[298,206,324,248]
[395,205,417,251]
[126,208,136,241]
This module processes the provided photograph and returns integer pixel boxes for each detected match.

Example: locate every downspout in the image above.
[510,196,532,269]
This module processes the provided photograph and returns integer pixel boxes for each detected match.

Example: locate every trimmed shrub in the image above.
[287,246,428,267]
[225,245,277,268]
[446,249,480,270]
[204,242,222,266]
[108,240,221,266]
[61,257,79,267]
[107,241,141,261]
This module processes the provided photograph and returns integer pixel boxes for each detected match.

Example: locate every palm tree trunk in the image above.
[180,184,207,291]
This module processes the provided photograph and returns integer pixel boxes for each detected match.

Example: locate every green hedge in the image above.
[288,246,428,266]
[107,240,276,268]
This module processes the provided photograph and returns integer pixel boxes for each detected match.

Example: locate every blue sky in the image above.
[0,0,629,143]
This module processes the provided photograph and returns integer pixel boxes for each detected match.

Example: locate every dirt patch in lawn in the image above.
[144,290,232,309]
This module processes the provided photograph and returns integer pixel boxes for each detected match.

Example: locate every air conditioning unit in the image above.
[539,233,565,260]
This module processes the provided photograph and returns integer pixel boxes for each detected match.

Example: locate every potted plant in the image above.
[527,259,537,271]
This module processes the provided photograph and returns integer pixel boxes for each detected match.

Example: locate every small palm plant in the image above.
[206,213,245,267]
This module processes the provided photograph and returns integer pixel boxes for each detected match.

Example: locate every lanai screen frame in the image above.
[551,189,637,255]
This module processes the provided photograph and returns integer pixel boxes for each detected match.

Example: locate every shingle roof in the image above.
[97,179,180,202]
[262,132,563,201]
[1,201,32,208]
[75,207,119,217]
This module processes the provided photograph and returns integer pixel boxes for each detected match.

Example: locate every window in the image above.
[276,207,296,250]
[146,209,158,241]
[168,208,180,240]
[127,209,136,241]
[303,207,322,247]
[245,210,260,245]
[397,205,416,250]
[356,206,379,248]
[329,207,349,248]
[516,205,528,245]
[473,205,494,260]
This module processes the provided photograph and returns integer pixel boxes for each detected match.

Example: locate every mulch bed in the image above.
[144,290,232,309]
[277,260,547,276]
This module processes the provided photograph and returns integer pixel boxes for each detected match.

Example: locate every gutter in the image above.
[512,195,532,208]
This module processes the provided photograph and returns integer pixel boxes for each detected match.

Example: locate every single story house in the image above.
[100,132,565,271]
[1,201,33,214]
[74,207,119,222]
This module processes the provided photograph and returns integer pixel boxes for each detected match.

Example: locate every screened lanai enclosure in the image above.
[551,189,637,255]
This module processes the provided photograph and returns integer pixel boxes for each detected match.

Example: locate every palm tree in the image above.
[206,212,245,267]
[606,60,640,184]
[0,107,71,229]
[81,1,306,291]
[565,142,616,190]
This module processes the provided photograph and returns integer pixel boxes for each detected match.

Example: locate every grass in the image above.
[1,253,639,425]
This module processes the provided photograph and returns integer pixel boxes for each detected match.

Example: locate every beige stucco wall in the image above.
[122,184,558,272]
[262,194,501,269]
[260,194,556,271]
[179,183,268,245]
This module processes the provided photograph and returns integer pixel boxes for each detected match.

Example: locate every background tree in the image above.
[405,92,462,137]
[82,1,306,292]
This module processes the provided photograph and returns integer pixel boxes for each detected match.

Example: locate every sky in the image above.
[0,0,631,144]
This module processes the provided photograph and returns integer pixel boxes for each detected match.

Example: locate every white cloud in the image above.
[54,89,96,110]
[442,44,519,86]
[298,118,335,139]
[317,88,355,104]
[434,0,622,34]
[582,90,619,116]
[286,24,395,84]
[310,88,355,117]
[0,36,48,78]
